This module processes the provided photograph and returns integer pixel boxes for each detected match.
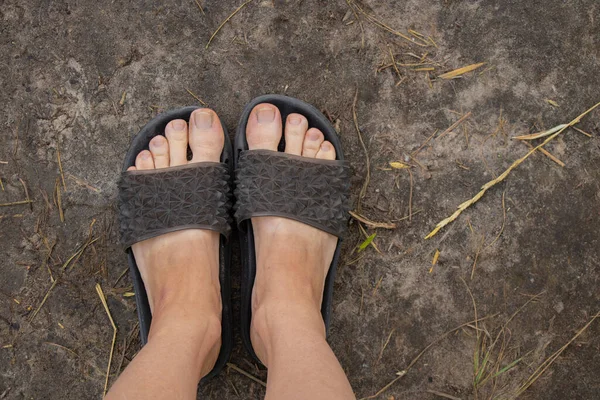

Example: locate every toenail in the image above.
[172,120,186,131]
[194,111,213,129]
[289,115,302,125]
[308,131,320,140]
[321,142,331,151]
[257,107,276,123]
[152,137,164,146]
[141,152,151,159]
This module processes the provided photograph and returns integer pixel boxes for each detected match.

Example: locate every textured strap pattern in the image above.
[234,150,350,237]
[119,163,231,248]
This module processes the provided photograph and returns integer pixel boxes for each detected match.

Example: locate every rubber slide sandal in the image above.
[118,106,233,382]
[233,95,350,364]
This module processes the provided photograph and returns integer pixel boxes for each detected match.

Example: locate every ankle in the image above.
[149,307,222,378]
[250,297,325,365]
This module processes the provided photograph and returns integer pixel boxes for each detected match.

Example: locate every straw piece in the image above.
[96,284,117,398]
[206,0,253,49]
[438,63,485,79]
[425,101,600,239]
[349,211,396,229]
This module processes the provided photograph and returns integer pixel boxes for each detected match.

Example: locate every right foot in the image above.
[128,108,226,379]
[245,104,339,365]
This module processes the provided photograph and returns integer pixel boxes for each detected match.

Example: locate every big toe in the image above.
[246,103,282,151]
[189,108,225,163]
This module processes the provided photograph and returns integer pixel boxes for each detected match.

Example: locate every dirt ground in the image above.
[1,0,599,399]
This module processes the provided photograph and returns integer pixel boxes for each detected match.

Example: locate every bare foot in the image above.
[127,108,225,379]
[245,103,339,365]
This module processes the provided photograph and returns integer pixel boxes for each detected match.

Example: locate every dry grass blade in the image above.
[349,211,396,229]
[29,235,99,322]
[55,178,64,222]
[359,314,498,400]
[425,101,600,239]
[389,161,410,169]
[348,0,429,47]
[438,63,485,79]
[185,88,207,106]
[344,0,365,47]
[44,342,78,357]
[206,0,253,49]
[426,390,462,400]
[57,139,66,190]
[0,199,33,207]
[515,311,600,396]
[377,328,396,363]
[485,191,507,249]
[512,124,568,140]
[226,363,266,387]
[67,173,101,193]
[352,89,370,213]
[96,283,117,398]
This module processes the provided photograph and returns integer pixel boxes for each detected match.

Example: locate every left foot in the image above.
[243,103,339,365]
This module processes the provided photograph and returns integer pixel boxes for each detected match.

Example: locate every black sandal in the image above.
[233,95,350,364]
[118,107,233,382]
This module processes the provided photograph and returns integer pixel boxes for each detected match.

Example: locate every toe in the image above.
[127,166,137,171]
[246,103,282,151]
[315,141,336,160]
[165,119,188,166]
[135,150,155,170]
[149,135,170,168]
[284,113,308,155]
[189,108,224,163]
[301,128,324,158]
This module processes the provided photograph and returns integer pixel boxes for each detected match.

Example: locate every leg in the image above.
[246,104,355,400]
[107,109,226,400]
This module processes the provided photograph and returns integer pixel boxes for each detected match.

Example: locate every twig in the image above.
[185,88,207,106]
[96,283,117,398]
[571,126,592,137]
[470,234,485,280]
[407,168,414,222]
[226,363,266,387]
[411,129,438,157]
[349,211,396,229]
[425,101,600,239]
[55,178,64,222]
[437,112,472,139]
[520,139,565,167]
[388,47,402,83]
[353,89,370,212]
[193,0,205,15]
[206,0,253,49]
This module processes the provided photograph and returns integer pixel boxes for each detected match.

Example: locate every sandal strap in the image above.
[118,162,231,248]
[234,150,350,238]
